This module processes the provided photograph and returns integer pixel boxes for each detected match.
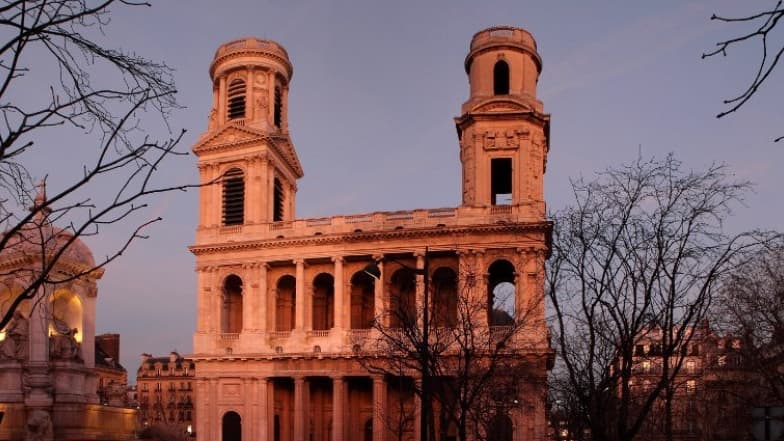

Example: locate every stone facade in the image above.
[136,351,196,434]
[191,27,552,441]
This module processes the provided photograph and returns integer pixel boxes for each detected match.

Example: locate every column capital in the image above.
[293,258,306,266]
[331,255,344,263]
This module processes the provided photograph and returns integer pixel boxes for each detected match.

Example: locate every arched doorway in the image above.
[222,411,241,441]
[488,413,513,441]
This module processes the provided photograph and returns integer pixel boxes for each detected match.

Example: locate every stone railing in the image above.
[219,333,239,341]
[268,331,291,339]
[206,203,546,241]
[307,330,330,338]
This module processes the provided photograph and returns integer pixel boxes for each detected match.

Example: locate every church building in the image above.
[190,26,552,441]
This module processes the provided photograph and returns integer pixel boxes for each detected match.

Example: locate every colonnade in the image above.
[198,374,406,441]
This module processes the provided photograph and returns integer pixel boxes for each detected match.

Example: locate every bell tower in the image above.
[455,26,550,218]
[193,37,303,230]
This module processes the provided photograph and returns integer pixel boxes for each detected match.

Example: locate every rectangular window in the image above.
[490,158,512,205]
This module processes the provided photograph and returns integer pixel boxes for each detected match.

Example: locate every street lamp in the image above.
[362,247,432,441]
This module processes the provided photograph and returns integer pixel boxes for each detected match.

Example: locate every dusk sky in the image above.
[27,1,782,382]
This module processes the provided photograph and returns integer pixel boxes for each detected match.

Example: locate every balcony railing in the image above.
[307,329,330,338]
[219,333,239,341]
[268,330,291,339]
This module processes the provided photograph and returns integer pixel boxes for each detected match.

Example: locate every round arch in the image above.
[488,260,516,326]
[222,274,243,333]
[222,410,242,441]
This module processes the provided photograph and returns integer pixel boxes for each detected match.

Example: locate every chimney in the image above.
[95,333,120,362]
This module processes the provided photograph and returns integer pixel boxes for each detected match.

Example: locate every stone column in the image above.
[333,256,344,329]
[257,378,269,441]
[373,376,387,441]
[198,163,209,227]
[295,259,305,331]
[332,376,345,441]
[267,379,276,441]
[415,253,425,329]
[257,154,269,224]
[196,267,207,333]
[374,258,385,327]
[258,263,268,333]
[218,75,227,123]
[243,377,252,441]
[413,379,422,441]
[247,69,256,122]
[213,268,224,334]
[196,379,208,441]
[245,157,258,224]
[294,377,307,441]
[243,263,256,333]
[209,379,219,441]
[207,267,219,333]
[212,164,222,227]
[82,283,97,368]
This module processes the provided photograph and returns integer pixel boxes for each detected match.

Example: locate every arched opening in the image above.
[50,289,83,340]
[275,275,296,331]
[350,271,375,329]
[312,273,334,330]
[390,268,416,328]
[432,267,457,327]
[274,85,282,128]
[488,413,513,441]
[493,60,510,95]
[222,168,245,226]
[363,418,373,441]
[273,177,284,222]
[222,275,243,333]
[488,260,516,326]
[222,411,242,441]
[227,79,246,120]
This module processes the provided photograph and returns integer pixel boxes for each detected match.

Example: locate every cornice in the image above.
[189,221,552,256]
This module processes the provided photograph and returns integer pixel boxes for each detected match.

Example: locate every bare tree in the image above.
[703,2,784,141]
[0,0,193,328]
[718,241,784,405]
[547,155,770,441]
[357,256,547,441]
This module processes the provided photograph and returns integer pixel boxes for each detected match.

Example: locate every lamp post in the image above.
[363,247,431,441]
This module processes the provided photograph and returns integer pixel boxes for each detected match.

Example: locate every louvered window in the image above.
[227,79,246,120]
[274,86,282,128]
[222,168,244,225]
[273,177,284,221]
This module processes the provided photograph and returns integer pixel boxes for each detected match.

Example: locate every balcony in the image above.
[219,333,239,341]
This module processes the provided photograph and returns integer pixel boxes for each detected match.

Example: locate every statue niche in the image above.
[0,311,29,360]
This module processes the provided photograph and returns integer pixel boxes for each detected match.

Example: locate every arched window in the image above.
[275,275,296,331]
[493,60,510,95]
[432,267,457,327]
[350,271,375,329]
[222,168,245,226]
[488,260,515,326]
[390,268,416,328]
[227,79,246,120]
[222,275,243,333]
[273,177,284,222]
[488,413,513,441]
[274,85,282,128]
[312,273,334,331]
[222,411,242,441]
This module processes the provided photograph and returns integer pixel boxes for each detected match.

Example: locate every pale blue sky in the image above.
[25,1,782,382]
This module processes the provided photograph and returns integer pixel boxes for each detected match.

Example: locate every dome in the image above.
[1,221,96,269]
[210,37,293,80]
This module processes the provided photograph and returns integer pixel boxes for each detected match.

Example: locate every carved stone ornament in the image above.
[25,409,53,441]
